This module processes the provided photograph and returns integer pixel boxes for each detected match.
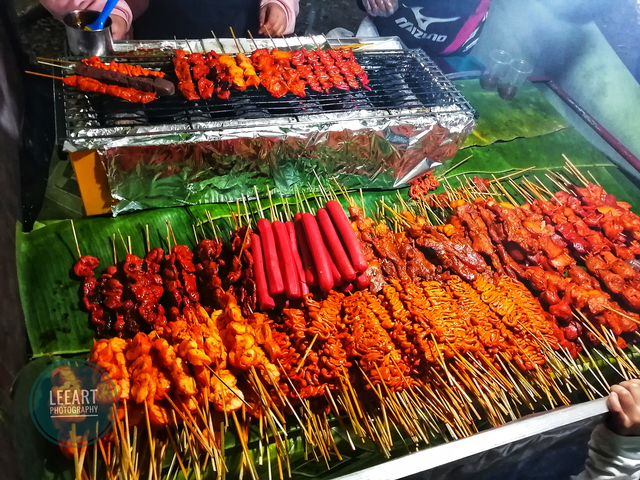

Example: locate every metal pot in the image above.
[63,10,114,56]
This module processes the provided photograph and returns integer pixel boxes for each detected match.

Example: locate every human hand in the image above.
[362,0,398,18]
[608,380,640,436]
[259,3,287,37]
[109,14,129,40]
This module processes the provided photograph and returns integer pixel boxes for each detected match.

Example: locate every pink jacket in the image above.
[40,0,299,37]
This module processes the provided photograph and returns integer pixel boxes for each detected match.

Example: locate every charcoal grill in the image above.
[56,37,475,151]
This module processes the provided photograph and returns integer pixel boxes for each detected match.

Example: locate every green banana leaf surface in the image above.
[458,80,570,148]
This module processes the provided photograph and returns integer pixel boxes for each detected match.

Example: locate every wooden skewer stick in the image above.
[166,426,190,480]
[25,70,64,80]
[204,364,250,407]
[555,171,574,188]
[247,30,259,50]
[545,173,570,193]
[37,56,74,63]
[437,155,472,180]
[294,34,311,52]
[143,402,158,480]
[509,178,534,204]
[91,422,98,480]
[603,305,640,325]
[588,170,601,186]
[117,230,129,255]
[295,333,319,373]
[111,234,117,264]
[263,26,278,49]
[184,38,194,53]
[211,31,225,54]
[70,424,81,480]
[38,60,73,69]
[280,34,292,51]
[563,155,590,186]
[205,210,216,238]
[192,224,199,244]
[229,27,243,53]
[231,412,259,480]
[491,166,536,182]
[143,224,151,253]
[577,338,610,392]
[309,34,322,50]
[70,220,82,259]
[167,220,178,248]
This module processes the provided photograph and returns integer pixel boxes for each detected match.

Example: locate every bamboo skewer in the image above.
[70,220,82,259]
[38,60,73,69]
[25,70,64,80]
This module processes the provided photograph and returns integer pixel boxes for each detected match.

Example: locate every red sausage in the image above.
[324,241,343,287]
[286,221,309,296]
[354,270,370,290]
[251,233,275,310]
[301,212,334,293]
[273,220,301,299]
[294,214,318,287]
[326,200,368,273]
[317,208,357,282]
[257,218,284,297]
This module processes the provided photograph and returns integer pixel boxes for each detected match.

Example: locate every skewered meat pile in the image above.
[69,174,640,479]
[174,46,370,100]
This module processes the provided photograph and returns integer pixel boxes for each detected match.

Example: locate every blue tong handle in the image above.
[85,0,120,31]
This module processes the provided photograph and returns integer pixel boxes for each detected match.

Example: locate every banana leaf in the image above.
[457,80,570,148]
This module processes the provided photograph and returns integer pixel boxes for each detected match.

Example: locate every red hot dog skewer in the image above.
[323,240,343,287]
[354,271,370,290]
[273,220,301,299]
[251,233,275,310]
[316,208,357,282]
[301,212,334,293]
[255,188,284,297]
[326,200,368,273]
[294,213,318,288]
[257,218,284,297]
[286,221,309,295]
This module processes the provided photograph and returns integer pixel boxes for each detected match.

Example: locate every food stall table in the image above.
[12,35,640,480]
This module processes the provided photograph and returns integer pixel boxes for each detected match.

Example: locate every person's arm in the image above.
[259,0,299,36]
[39,0,133,39]
[572,380,640,480]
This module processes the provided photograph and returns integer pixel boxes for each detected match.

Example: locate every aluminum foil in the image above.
[99,110,475,215]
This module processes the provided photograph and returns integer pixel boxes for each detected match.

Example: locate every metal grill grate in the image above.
[58,49,475,146]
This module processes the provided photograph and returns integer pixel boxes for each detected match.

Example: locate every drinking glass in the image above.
[498,59,533,100]
[480,50,511,91]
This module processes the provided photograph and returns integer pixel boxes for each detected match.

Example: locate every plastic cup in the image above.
[480,50,511,91]
[498,59,533,101]
[63,10,114,56]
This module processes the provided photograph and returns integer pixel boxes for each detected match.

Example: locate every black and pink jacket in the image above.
[358,0,491,57]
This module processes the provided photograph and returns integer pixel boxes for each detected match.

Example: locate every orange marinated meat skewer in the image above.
[83,56,165,78]
[64,75,157,103]
[173,50,200,100]
[235,53,261,88]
